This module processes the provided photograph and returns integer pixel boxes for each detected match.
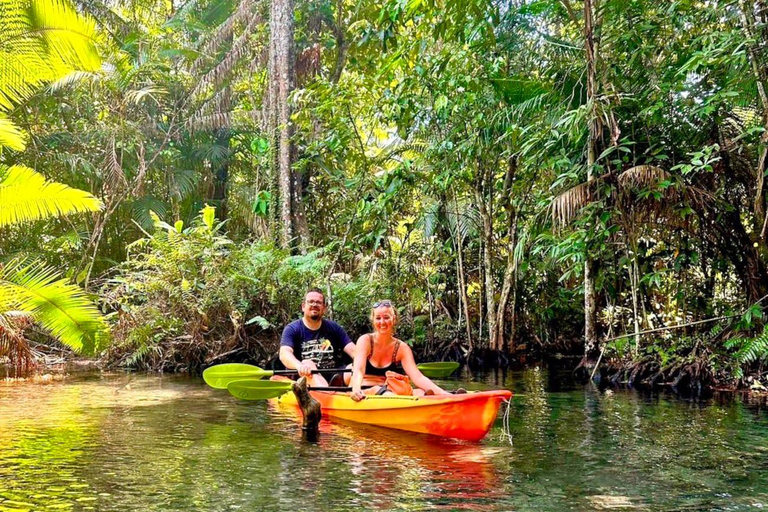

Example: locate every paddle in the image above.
[204,361,460,389]
[226,379,373,400]
[203,363,351,389]
[417,361,460,378]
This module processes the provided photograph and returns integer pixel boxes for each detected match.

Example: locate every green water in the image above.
[1,368,767,511]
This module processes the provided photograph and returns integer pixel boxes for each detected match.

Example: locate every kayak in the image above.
[271,377,512,441]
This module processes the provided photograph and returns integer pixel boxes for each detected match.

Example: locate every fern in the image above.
[124,342,151,368]
[724,325,768,379]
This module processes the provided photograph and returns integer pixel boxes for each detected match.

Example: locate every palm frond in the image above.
[0,164,103,227]
[186,111,233,132]
[47,69,98,92]
[186,108,263,133]
[194,0,256,68]
[124,85,167,106]
[0,114,26,150]
[0,0,101,110]
[131,195,168,231]
[104,137,127,191]
[0,258,108,354]
[189,12,262,100]
[617,165,670,189]
[724,325,768,379]
[551,181,593,227]
[168,167,198,199]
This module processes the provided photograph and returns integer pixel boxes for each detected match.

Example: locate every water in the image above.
[1,368,767,511]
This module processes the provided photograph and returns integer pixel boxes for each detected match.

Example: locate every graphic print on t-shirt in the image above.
[301,337,334,368]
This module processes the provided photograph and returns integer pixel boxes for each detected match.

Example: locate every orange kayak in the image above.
[271,377,512,441]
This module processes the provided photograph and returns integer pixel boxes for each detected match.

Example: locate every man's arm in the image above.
[342,341,356,359]
[279,345,316,377]
[280,324,316,377]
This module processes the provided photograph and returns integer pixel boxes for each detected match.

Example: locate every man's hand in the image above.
[297,359,318,377]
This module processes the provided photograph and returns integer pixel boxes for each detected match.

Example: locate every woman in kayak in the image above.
[350,300,448,401]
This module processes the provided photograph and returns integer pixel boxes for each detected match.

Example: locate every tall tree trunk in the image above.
[453,191,473,352]
[266,3,280,242]
[627,246,640,354]
[475,164,498,351]
[268,0,297,249]
[495,156,519,353]
[740,0,768,235]
[583,0,600,365]
[212,126,231,220]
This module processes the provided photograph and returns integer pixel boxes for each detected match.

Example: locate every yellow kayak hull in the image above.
[273,378,511,441]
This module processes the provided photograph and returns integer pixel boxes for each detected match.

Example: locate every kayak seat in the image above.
[328,373,345,387]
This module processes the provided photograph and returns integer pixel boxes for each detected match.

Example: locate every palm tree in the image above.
[0,0,106,373]
[0,166,107,372]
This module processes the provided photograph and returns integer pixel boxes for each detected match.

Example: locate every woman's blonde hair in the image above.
[370,300,398,327]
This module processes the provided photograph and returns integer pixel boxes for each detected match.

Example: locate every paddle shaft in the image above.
[307,385,373,392]
[272,367,351,376]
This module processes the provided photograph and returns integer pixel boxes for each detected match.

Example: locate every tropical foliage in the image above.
[3,0,768,389]
[0,0,106,372]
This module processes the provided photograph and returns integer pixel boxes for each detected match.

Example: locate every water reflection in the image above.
[270,399,505,510]
[1,369,767,511]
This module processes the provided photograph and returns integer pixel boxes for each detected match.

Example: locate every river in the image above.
[1,368,766,511]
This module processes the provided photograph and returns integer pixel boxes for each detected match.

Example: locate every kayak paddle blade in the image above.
[227,379,292,400]
[418,361,460,378]
[203,363,272,389]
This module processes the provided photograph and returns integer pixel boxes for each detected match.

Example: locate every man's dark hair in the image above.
[303,287,326,305]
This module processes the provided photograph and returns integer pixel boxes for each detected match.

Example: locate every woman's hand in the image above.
[350,388,366,402]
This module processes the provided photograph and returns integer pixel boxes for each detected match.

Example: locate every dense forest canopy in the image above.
[1,0,768,389]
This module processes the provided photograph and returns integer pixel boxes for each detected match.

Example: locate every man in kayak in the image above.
[279,288,355,387]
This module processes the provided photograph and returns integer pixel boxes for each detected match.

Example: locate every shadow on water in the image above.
[1,368,768,511]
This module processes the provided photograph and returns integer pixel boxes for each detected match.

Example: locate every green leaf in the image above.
[201,204,216,230]
[0,259,109,355]
[245,315,271,329]
[0,116,27,151]
[0,165,102,227]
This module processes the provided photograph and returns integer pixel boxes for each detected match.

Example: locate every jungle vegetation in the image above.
[1,0,768,391]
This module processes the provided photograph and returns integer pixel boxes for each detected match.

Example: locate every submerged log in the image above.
[292,376,321,431]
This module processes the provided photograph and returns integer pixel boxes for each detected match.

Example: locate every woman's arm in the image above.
[399,343,447,394]
[350,334,370,401]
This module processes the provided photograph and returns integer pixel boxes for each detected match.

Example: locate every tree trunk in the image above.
[582,0,600,365]
[453,192,473,351]
[628,247,640,355]
[212,126,230,220]
[712,208,768,302]
[495,156,519,353]
[739,0,768,230]
[266,2,280,241]
[268,0,297,249]
[475,164,498,351]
